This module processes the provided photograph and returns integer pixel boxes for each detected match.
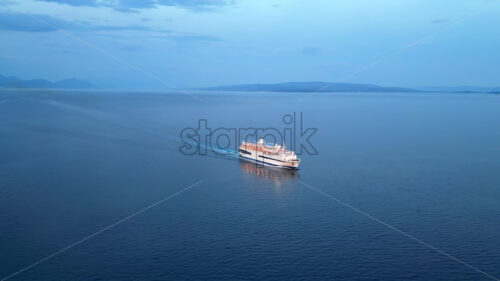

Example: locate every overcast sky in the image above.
[1,0,499,89]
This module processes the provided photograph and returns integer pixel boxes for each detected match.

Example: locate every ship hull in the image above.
[239,149,300,169]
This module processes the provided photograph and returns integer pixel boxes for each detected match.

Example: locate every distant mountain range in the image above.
[199,82,418,93]
[199,82,500,93]
[1,75,498,93]
[0,74,96,89]
[416,86,500,93]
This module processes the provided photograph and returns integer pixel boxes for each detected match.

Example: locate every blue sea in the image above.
[1,90,500,280]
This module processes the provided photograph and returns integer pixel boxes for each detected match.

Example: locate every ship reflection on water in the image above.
[239,160,299,187]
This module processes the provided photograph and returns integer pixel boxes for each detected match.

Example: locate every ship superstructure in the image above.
[238,139,300,169]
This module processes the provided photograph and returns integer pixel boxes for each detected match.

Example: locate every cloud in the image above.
[0,12,76,32]
[302,46,322,56]
[0,0,17,6]
[119,0,158,8]
[112,0,157,12]
[35,0,98,7]
[156,0,235,10]
[431,19,447,24]
[36,0,236,12]
[113,7,141,13]
[0,12,153,32]
[91,24,152,31]
[0,12,218,44]
[154,33,221,42]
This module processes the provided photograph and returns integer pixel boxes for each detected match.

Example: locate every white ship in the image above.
[239,139,300,169]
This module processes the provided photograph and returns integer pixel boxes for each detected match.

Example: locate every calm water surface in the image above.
[1,90,500,280]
